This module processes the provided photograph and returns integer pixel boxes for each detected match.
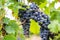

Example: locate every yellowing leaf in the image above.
[30,19,40,34]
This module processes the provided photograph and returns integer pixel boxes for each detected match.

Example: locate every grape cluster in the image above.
[28,3,50,40]
[28,3,50,29]
[18,2,50,39]
[18,5,30,37]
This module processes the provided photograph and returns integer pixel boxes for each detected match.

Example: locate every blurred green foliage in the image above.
[3,34,17,40]
[0,0,60,40]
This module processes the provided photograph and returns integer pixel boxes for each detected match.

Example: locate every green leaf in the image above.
[3,35,17,40]
[3,17,10,24]
[56,13,60,22]
[58,24,60,31]
[8,20,19,31]
[44,7,50,15]
[48,20,59,33]
[50,10,60,21]
[0,0,5,5]
[5,25,15,34]
[28,0,46,5]
[39,2,47,8]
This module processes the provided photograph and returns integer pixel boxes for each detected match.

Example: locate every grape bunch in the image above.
[18,4,31,37]
[28,3,50,29]
[18,2,50,39]
[28,3,50,40]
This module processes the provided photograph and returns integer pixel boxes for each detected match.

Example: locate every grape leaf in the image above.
[3,35,17,40]
[48,20,59,33]
[5,25,15,34]
[8,20,19,31]
[3,17,10,24]
[30,19,40,34]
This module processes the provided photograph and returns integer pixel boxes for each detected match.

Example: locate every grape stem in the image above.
[20,20,26,25]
